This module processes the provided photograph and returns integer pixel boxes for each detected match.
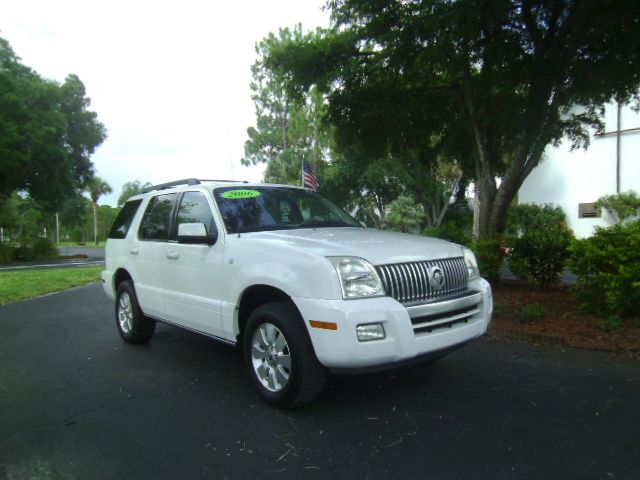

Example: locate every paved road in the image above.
[57,246,105,261]
[0,285,638,480]
[0,247,104,271]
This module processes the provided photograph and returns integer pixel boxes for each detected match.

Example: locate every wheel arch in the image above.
[114,268,134,290]
[235,284,303,342]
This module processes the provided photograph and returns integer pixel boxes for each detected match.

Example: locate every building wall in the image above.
[518,102,640,238]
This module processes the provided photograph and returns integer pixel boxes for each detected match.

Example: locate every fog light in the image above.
[356,323,385,342]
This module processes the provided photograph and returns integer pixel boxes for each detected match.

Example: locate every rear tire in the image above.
[115,281,155,344]
[243,301,327,408]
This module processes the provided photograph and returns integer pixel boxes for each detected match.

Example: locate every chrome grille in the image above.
[375,257,468,305]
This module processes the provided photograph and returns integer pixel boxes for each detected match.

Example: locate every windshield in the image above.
[213,186,362,234]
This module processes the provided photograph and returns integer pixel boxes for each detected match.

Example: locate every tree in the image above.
[118,180,152,207]
[87,176,112,244]
[386,196,425,233]
[242,27,332,186]
[269,0,640,239]
[0,36,106,211]
[595,191,640,224]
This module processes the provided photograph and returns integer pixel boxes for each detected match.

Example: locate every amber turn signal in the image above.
[309,320,338,330]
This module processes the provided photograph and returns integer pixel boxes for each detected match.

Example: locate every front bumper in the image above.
[293,278,492,369]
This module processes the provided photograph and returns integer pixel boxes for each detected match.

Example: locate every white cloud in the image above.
[0,0,329,205]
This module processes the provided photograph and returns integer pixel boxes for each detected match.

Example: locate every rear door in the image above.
[162,190,225,337]
[134,192,179,319]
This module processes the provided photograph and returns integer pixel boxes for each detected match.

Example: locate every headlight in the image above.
[462,247,480,281]
[327,257,385,299]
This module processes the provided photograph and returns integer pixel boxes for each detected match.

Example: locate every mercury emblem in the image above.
[428,266,445,290]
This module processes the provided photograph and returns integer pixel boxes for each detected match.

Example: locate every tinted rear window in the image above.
[108,200,142,239]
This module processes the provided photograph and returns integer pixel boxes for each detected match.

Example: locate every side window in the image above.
[176,191,216,235]
[139,193,179,241]
[108,200,142,239]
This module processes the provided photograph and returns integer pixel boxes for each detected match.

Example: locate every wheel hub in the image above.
[250,323,291,393]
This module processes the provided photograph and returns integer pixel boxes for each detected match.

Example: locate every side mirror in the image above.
[177,223,217,245]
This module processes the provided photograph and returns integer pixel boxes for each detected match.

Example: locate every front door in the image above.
[162,190,225,337]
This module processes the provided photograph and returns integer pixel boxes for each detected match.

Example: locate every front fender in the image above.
[220,237,342,340]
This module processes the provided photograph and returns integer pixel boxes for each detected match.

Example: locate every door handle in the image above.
[166,251,179,260]
[129,247,139,255]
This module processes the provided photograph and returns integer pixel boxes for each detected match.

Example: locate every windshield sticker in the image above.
[221,189,261,199]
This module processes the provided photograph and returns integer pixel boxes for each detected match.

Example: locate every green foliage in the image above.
[423,203,473,245]
[86,176,113,245]
[595,190,640,224]
[519,303,548,324]
[424,221,470,246]
[508,226,573,288]
[493,298,510,317]
[386,196,425,233]
[471,239,504,284]
[0,37,106,211]
[0,243,16,263]
[567,221,640,320]
[242,27,330,187]
[271,0,640,239]
[507,203,568,236]
[322,155,403,228]
[118,181,152,207]
[13,238,58,262]
[27,238,59,261]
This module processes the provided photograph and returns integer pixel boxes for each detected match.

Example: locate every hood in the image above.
[244,227,463,265]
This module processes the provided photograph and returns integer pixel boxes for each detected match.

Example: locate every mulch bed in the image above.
[488,280,640,358]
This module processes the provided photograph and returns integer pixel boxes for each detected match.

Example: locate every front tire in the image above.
[243,301,327,408]
[115,281,155,344]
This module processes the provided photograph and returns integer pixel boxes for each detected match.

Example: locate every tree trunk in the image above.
[93,202,98,245]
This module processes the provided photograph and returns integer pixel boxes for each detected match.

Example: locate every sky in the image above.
[0,0,330,206]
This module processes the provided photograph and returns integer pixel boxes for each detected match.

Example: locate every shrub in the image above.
[508,226,573,288]
[507,203,567,236]
[423,220,472,246]
[386,196,425,233]
[493,298,510,317]
[519,303,548,323]
[0,243,16,264]
[28,238,59,261]
[14,238,59,262]
[595,190,640,224]
[567,220,640,319]
[471,239,504,284]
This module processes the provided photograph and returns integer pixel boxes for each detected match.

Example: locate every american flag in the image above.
[303,160,319,191]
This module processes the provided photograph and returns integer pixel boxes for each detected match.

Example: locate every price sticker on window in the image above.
[221,189,261,199]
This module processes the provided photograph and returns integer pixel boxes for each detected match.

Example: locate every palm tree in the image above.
[87,176,112,245]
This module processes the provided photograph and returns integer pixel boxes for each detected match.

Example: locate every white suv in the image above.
[102,178,493,407]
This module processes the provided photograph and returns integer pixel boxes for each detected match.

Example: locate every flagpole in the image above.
[301,156,305,187]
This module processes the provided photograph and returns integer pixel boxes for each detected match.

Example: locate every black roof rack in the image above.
[140,178,248,194]
[199,179,249,184]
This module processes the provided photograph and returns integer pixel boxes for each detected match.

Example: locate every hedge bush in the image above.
[0,243,16,264]
[507,203,567,236]
[423,220,472,246]
[471,239,504,284]
[567,220,640,320]
[508,226,573,288]
[13,238,59,262]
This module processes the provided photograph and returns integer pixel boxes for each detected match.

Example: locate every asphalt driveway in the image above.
[0,284,638,479]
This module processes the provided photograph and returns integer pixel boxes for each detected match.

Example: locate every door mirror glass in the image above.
[177,223,216,245]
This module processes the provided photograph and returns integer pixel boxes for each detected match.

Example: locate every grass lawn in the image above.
[0,266,103,305]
